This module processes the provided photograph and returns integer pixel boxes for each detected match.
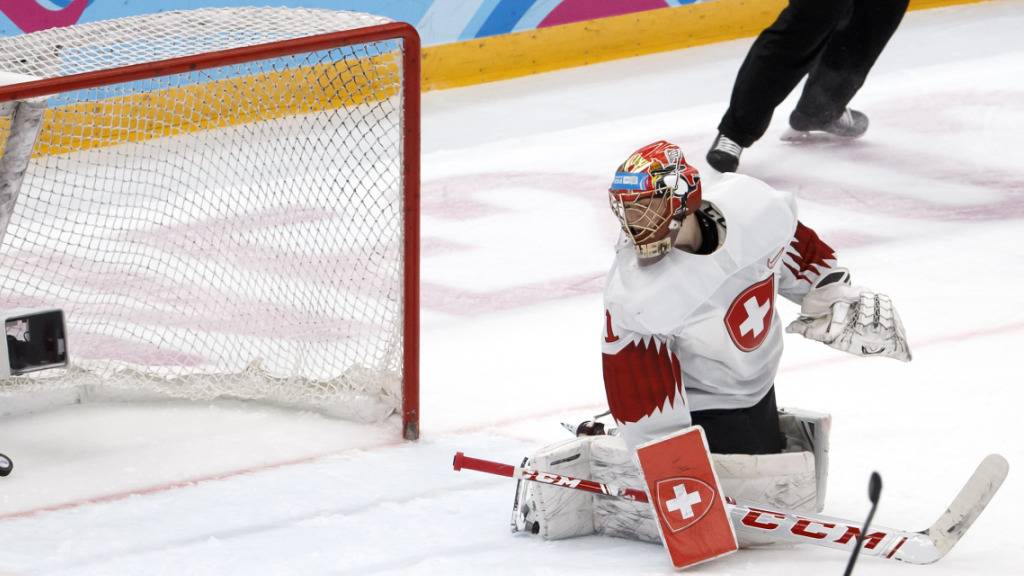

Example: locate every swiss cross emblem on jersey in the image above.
[724,275,776,352]
[655,477,717,533]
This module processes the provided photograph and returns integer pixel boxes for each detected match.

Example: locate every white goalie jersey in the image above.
[602,173,838,451]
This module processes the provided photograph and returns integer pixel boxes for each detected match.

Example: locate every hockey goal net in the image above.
[0,8,420,439]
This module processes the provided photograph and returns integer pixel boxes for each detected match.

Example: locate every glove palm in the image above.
[786,268,911,362]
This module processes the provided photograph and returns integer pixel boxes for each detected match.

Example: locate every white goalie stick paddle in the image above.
[453,452,1008,565]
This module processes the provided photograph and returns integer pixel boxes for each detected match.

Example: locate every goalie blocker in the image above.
[636,426,737,569]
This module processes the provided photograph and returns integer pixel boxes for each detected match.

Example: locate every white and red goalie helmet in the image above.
[608,140,702,260]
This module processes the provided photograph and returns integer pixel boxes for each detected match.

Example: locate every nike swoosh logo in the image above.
[767,247,785,268]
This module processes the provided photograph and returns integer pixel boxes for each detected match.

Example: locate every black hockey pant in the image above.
[717,0,909,147]
[690,386,784,455]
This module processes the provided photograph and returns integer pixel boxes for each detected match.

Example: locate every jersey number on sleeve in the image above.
[604,310,620,343]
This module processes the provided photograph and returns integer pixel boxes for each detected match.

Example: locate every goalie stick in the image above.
[453,452,1008,565]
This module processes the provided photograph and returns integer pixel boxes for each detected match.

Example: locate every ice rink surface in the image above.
[1,1,1023,574]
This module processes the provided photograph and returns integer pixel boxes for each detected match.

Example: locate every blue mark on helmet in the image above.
[611,172,650,190]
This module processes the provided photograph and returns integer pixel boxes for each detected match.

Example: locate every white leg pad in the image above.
[513,436,596,540]
[779,407,831,512]
[516,409,831,544]
[714,451,817,546]
[591,435,661,543]
[591,437,817,546]
[714,452,817,512]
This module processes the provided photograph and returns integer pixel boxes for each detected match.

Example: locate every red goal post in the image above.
[0,9,420,440]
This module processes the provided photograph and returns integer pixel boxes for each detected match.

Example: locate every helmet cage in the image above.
[608,183,681,254]
[608,141,702,259]
[608,153,696,259]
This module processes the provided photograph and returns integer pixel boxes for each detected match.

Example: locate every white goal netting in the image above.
[0,8,418,436]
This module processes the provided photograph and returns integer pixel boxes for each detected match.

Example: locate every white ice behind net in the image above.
[0,8,408,423]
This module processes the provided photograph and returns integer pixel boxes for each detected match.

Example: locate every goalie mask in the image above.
[608,141,702,261]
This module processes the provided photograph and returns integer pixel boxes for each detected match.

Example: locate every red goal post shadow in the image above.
[0,21,422,441]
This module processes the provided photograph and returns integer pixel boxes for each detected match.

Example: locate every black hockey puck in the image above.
[0,453,12,477]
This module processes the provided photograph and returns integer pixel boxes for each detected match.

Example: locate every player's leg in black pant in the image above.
[690,386,785,455]
[717,0,852,147]
[791,0,910,126]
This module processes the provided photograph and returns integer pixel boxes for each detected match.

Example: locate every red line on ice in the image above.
[0,438,403,522]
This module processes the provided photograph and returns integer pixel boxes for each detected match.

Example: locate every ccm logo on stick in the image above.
[741,507,887,549]
[523,470,581,489]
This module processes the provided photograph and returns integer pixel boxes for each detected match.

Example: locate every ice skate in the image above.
[781,108,869,142]
[706,133,743,172]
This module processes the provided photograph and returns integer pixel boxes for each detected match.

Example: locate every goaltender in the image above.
[513,141,910,544]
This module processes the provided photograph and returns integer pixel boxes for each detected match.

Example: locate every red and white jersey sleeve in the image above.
[603,173,803,451]
[777,220,839,304]
[602,314,691,452]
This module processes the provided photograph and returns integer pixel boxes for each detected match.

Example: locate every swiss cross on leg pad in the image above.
[636,426,737,569]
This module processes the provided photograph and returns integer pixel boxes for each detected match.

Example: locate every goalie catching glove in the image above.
[786,268,911,361]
